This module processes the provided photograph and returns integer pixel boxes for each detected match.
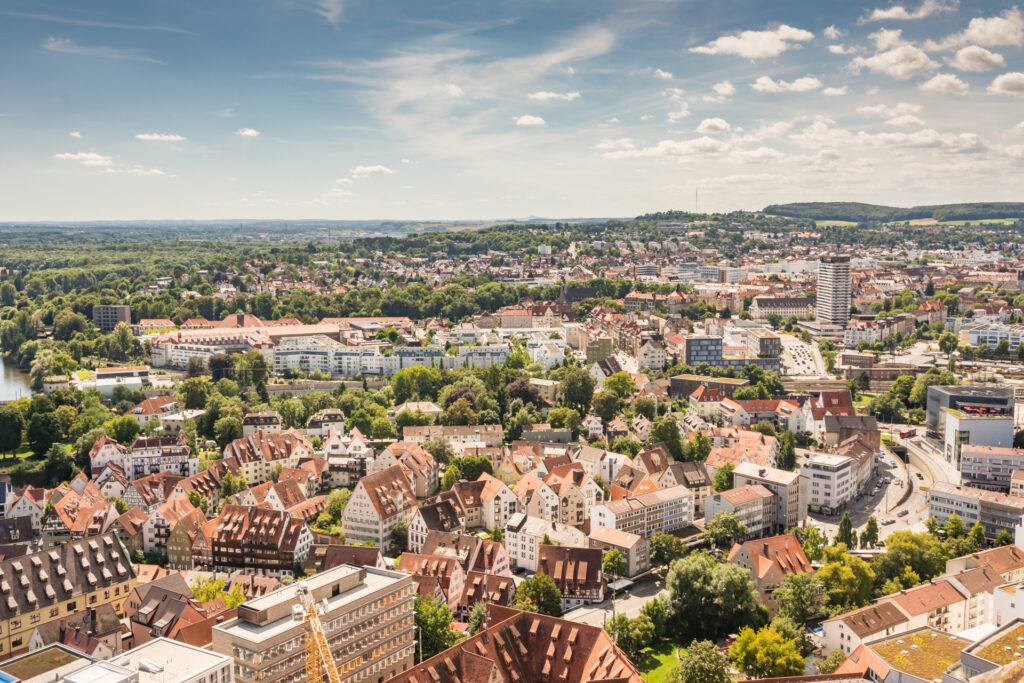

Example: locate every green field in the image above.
[814,220,858,227]
[639,642,683,682]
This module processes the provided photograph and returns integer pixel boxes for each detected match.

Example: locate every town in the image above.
[0,208,1024,682]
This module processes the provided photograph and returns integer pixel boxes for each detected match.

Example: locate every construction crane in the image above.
[292,585,342,683]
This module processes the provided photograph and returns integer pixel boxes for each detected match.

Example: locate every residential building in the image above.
[504,513,587,572]
[342,463,417,548]
[0,533,137,661]
[589,526,650,578]
[816,256,851,326]
[822,602,911,657]
[960,445,1024,492]
[64,638,234,683]
[222,429,313,486]
[127,435,198,481]
[941,408,1014,470]
[929,482,1024,540]
[704,485,775,540]
[750,297,815,322]
[732,462,808,534]
[801,451,854,515]
[305,408,346,437]
[408,500,463,554]
[93,304,131,333]
[589,485,694,537]
[209,505,313,577]
[241,411,282,437]
[212,565,414,683]
[655,461,712,518]
[841,627,971,682]
[727,534,813,615]
[537,546,604,611]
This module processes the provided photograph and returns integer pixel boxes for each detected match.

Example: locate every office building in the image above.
[93,305,131,333]
[212,564,414,683]
[926,385,1014,437]
[929,482,1024,539]
[816,256,851,326]
[732,462,808,533]
[941,408,1014,470]
[801,452,854,515]
[960,445,1024,492]
[64,638,234,683]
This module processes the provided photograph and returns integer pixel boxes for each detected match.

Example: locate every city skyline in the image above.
[1,0,1023,221]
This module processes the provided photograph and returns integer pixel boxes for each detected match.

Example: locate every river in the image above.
[0,355,31,401]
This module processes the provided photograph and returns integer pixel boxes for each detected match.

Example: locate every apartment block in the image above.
[929,482,1024,540]
[93,304,131,333]
[589,485,694,538]
[960,445,1024,492]
[801,451,854,515]
[704,485,775,540]
[212,565,414,683]
[732,462,808,534]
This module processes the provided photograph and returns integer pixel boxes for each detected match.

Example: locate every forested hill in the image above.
[764,202,1024,223]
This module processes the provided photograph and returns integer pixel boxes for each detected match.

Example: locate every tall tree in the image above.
[730,626,806,679]
[517,574,562,616]
[670,640,732,683]
[0,407,24,458]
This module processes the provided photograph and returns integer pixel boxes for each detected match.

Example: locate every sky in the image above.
[1,0,1023,221]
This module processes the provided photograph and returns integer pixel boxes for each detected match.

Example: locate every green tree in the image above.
[180,378,210,410]
[187,489,209,514]
[105,415,141,445]
[268,463,283,483]
[816,648,848,674]
[650,415,685,460]
[945,513,965,539]
[490,524,504,544]
[687,430,712,461]
[836,512,854,548]
[704,511,747,548]
[712,463,734,492]
[390,520,408,553]
[996,529,1015,546]
[634,396,657,421]
[801,525,826,561]
[777,430,797,471]
[670,640,732,683]
[862,516,879,548]
[729,626,806,678]
[650,531,687,567]
[422,437,454,467]
[561,368,596,412]
[112,497,129,514]
[816,545,875,613]
[938,331,958,358]
[873,531,946,585]
[414,596,463,662]
[391,366,443,404]
[43,443,75,483]
[214,416,242,449]
[28,412,62,455]
[603,549,626,583]
[467,600,488,635]
[603,372,636,398]
[517,574,562,616]
[775,572,819,624]
[665,552,764,640]
[370,416,396,439]
[591,390,619,422]
[605,613,654,661]
[640,597,668,639]
[968,521,986,550]
[0,407,24,457]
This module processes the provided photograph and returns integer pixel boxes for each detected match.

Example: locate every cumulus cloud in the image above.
[68,131,81,138]
[823,86,849,96]
[848,45,936,79]
[948,45,1005,71]
[667,104,690,122]
[350,164,395,176]
[601,136,732,159]
[696,118,731,134]
[690,24,813,59]
[713,80,736,97]
[514,114,545,126]
[334,177,354,184]
[54,151,112,166]
[869,28,909,50]
[312,0,344,27]
[235,128,260,136]
[135,132,185,141]
[652,68,673,80]
[829,44,857,55]
[988,72,1024,97]
[527,90,580,101]
[884,114,925,126]
[918,73,969,94]
[927,9,1024,50]
[864,0,957,22]
[824,25,843,40]
[444,83,463,97]
[857,102,922,117]
[751,75,822,92]
[1014,121,1024,136]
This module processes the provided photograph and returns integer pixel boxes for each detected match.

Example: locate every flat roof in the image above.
[215,566,408,645]
[869,628,971,681]
[0,646,91,682]
[121,638,229,682]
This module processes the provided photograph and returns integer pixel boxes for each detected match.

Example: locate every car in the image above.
[915,472,923,480]
[897,509,910,517]
[882,518,896,525]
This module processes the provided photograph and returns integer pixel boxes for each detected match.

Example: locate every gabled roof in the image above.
[728,534,813,581]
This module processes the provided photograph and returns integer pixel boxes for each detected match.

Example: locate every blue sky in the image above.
[1,0,1023,220]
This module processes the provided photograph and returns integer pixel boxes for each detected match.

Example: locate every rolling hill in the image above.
[763,202,1024,223]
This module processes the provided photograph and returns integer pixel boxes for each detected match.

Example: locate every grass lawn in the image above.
[814,220,857,227]
[638,641,683,683]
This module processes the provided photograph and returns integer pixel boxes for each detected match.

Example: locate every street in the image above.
[562,575,667,628]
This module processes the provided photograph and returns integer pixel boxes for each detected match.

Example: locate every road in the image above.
[562,575,666,628]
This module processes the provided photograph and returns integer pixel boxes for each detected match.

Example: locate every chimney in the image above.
[763,543,768,556]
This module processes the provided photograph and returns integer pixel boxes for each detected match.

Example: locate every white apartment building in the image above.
[801,452,854,515]
[733,462,808,534]
[960,445,1024,492]
[942,409,1014,470]
[589,485,694,537]
[816,256,851,326]
[504,513,587,572]
[929,481,1024,540]
[704,485,775,539]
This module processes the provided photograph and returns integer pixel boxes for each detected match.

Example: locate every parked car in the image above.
[882,518,896,525]
[897,509,910,517]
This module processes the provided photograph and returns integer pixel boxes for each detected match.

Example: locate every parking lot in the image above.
[779,334,825,378]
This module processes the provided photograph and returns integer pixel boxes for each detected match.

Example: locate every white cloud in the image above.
[235,128,260,136]
[751,75,822,92]
[848,45,936,79]
[1013,121,1024,136]
[350,164,395,177]
[918,73,969,94]
[652,68,674,80]
[104,165,166,176]
[869,29,908,50]
[514,114,545,126]
[855,128,986,154]
[885,114,925,126]
[594,138,635,150]
[988,72,1024,97]
[927,9,1024,49]
[527,90,581,101]
[42,36,161,63]
[754,121,794,139]
[829,44,857,55]
[824,25,843,40]
[689,24,814,59]
[444,83,463,97]
[214,108,236,118]
[601,136,732,160]
[135,132,185,141]
[864,0,957,22]
[401,158,413,164]
[54,152,112,167]
[713,80,736,97]
[823,86,849,96]
[68,131,81,138]
[334,177,354,184]
[948,45,1005,71]
[324,188,355,198]
[312,0,344,27]
[667,104,690,122]
[696,118,731,134]
[857,102,921,117]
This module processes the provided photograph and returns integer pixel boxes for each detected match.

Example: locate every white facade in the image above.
[504,513,587,572]
[801,452,854,514]
[942,409,1014,470]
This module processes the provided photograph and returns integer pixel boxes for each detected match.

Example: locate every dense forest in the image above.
[764,201,1024,223]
